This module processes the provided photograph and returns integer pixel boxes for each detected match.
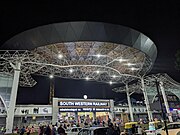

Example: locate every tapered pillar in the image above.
[125,84,134,122]
[141,77,153,121]
[6,62,21,134]
[159,81,173,122]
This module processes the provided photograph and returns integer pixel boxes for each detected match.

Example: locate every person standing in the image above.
[26,127,31,135]
[57,124,65,135]
[51,125,56,135]
[20,126,25,135]
[114,123,120,135]
[107,123,115,135]
[45,125,51,135]
[137,126,143,135]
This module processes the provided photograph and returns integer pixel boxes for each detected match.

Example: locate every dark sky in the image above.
[1,1,180,104]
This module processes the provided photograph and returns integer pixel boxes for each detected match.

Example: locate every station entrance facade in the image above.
[52,98,114,125]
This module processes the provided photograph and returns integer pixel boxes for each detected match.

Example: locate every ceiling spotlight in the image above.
[58,54,63,59]
[119,58,123,62]
[117,58,128,62]
[96,54,101,58]
[126,63,135,66]
[127,63,131,66]
[85,76,90,80]
[109,81,113,85]
[96,70,100,74]
[131,67,135,71]
[69,68,73,73]
[49,74,54,79]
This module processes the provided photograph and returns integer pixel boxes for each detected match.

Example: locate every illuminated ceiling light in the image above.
[112,75,116,78]
[85,76,90,80]
[69,68,73,73]
[126,63,135,66]
[130,67,139,71]
[96,54,101,58]
[58,54,63,59]
[109,81,113,85]
[119,58,123,62]
[96,70,100,74]
[131,67,135,71]
[118,58,128,62]
[127,63,131,66]
[49,74,54,79]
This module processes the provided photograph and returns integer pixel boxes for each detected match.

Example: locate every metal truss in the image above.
[0,50,46,87]
[112,81,142,94]
[32,42,152,83]
[144,73,180,102]
[112,73,180,103]
[0,41,153,87]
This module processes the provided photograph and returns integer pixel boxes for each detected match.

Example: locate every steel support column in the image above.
[5,62,21,134]
[125,84,134,122]
[141,77,153,121]
[159,81,173,122]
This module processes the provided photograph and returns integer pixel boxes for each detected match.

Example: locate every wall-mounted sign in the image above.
[59,108,110,112]
[114,106,147,113]
[58,99,111,112]
[14,106,52,115]
[58,100,109,107]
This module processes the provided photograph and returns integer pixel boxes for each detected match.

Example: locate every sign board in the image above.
[58,99,110,112]
[14,106,52,115]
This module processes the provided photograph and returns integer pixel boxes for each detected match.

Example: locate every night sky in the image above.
[1,1,180,104]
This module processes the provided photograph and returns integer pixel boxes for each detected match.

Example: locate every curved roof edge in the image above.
[1,21,157,63]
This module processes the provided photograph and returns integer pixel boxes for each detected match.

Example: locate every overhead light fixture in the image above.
[130,67,139,71]
[69,68,73,73]
[85,76,90,80]
[131,67,135,71]
[96,54,101,58]
[118,58,128,62]
[58,54,63,59]
[125,63,136,66]
[119,58,123,63]
[109,81,113,85]
[49,74,54,79]
[112,75,116,78]
[96,70,100,74]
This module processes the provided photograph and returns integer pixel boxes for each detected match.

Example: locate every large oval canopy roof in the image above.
[0,22,157,86]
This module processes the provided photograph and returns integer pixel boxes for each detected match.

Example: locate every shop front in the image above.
[52,98,114,125]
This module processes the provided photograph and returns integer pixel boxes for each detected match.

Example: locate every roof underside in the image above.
[0,22,157,87]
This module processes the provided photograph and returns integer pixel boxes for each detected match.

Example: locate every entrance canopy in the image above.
[144,73,180,102]
[113,73,180,103]
[0,22,157,86]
